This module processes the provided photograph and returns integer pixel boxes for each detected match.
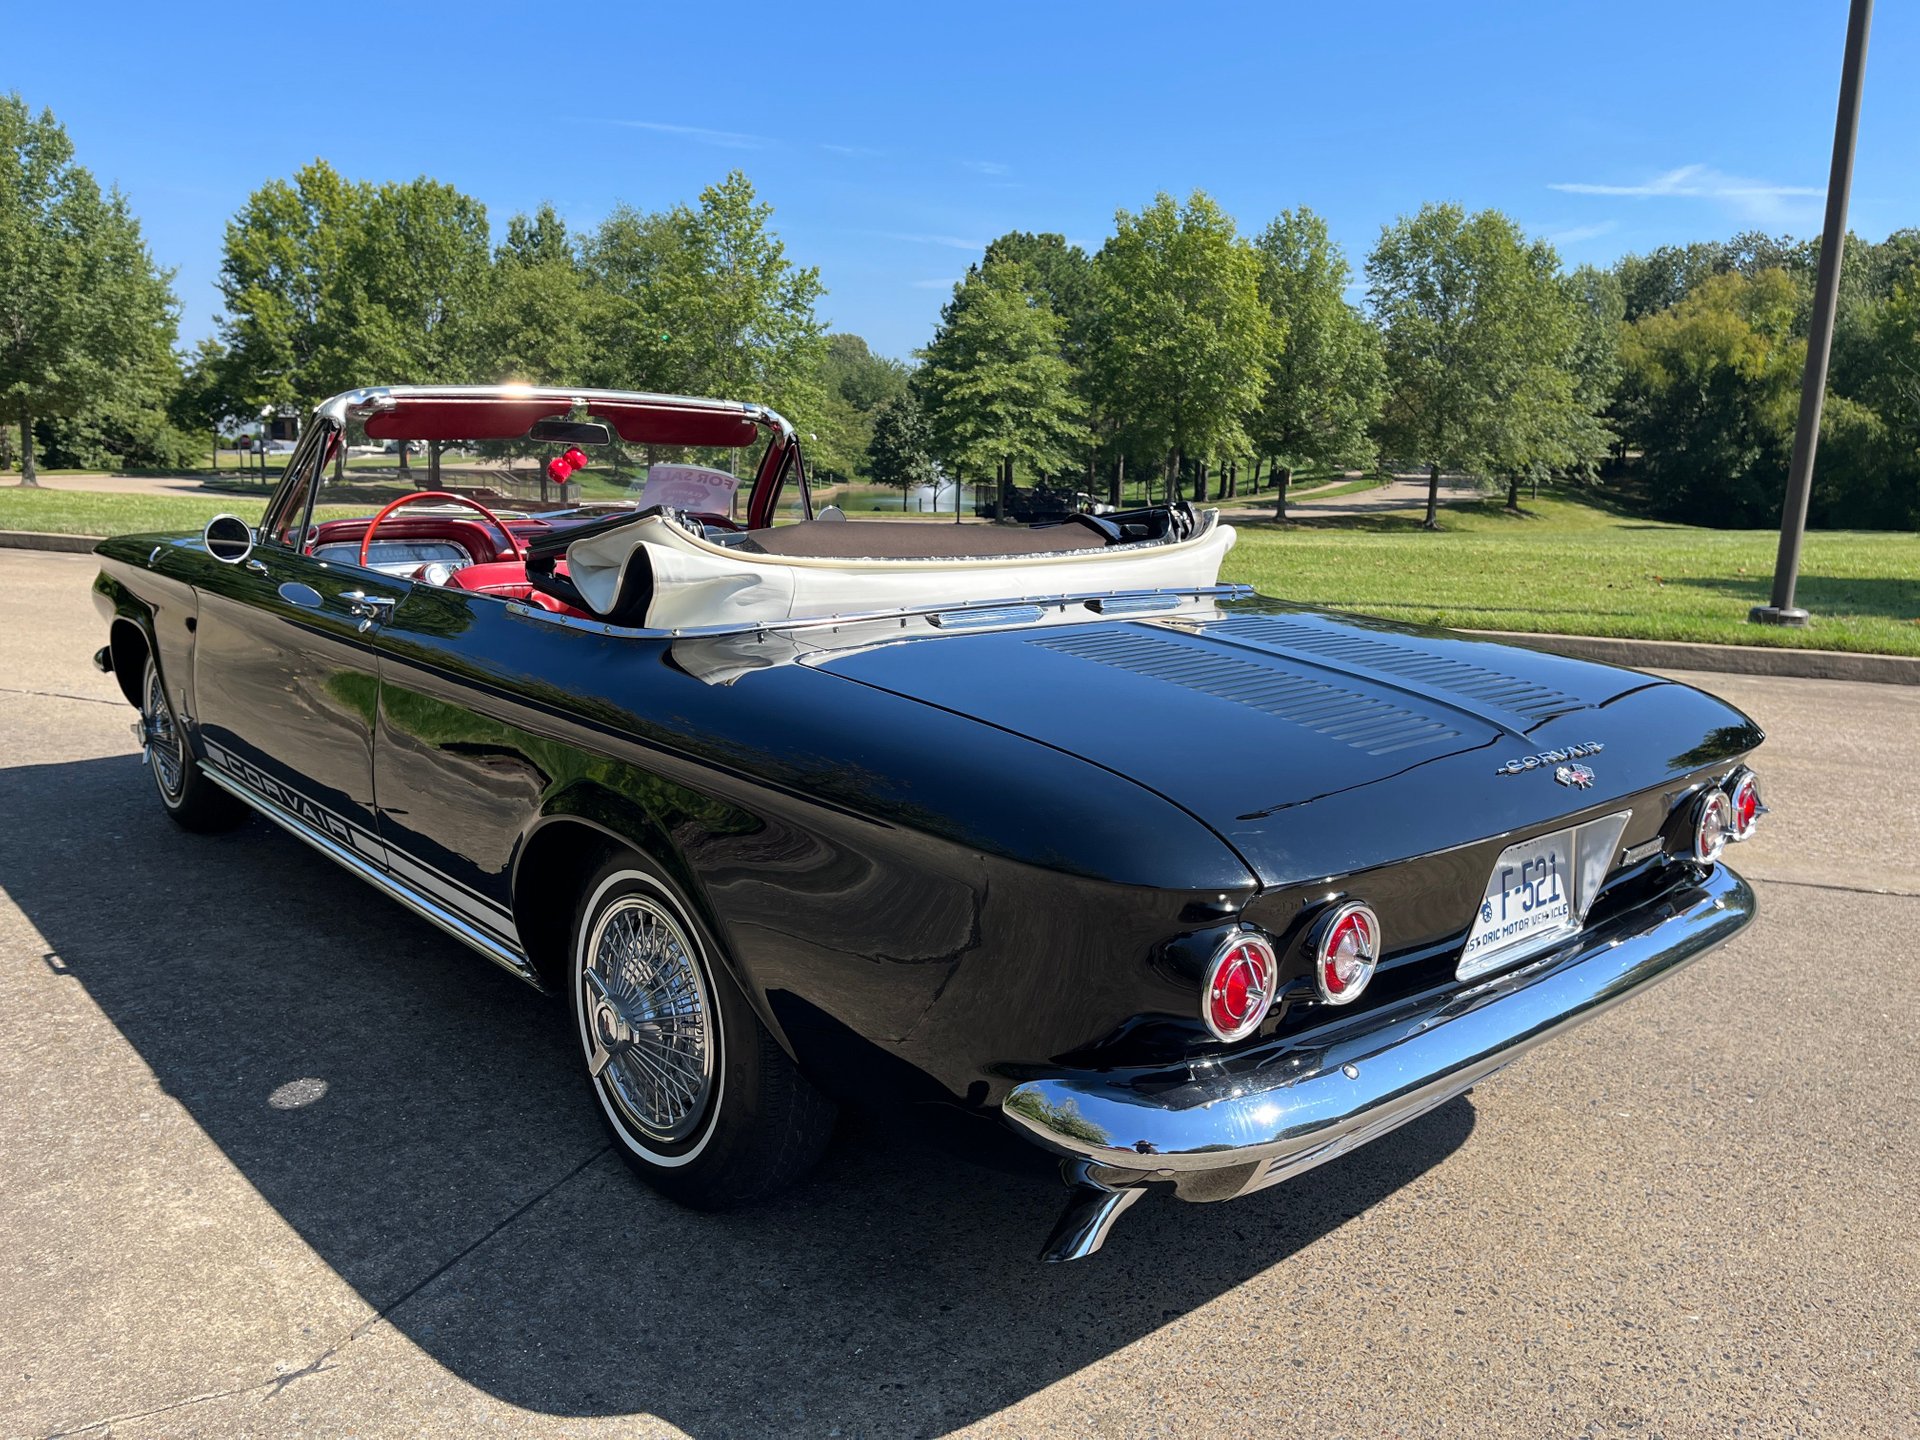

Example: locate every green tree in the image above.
[333,176,491,389]
[1616,268,1803,524]
[1368,203,1606,526]
[866,393,937,495]
[1090,192,1268,502]
[649,171,826,404]
[1248,207,1383,518]
[916,258,1084,504]
[805,332,909,481]
[478,205,596,386]
[1,95,181,483]
[216,159,359,414]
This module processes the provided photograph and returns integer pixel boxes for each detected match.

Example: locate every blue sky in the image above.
[11,1,1917,361]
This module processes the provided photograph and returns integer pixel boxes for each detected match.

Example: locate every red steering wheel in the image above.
[358,491,522,568]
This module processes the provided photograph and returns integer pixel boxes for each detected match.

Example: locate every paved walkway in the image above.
[5,471,277,499]
[1215,472,1483,522]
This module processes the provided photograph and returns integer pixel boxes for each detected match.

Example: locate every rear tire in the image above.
[571,852,835,1208]
[140,656,246,833]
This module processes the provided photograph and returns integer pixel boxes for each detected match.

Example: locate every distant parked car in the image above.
[978,485,1114,523]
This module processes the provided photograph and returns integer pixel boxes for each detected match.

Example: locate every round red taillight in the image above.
[1729,770,1762,841]
[1693,788,1732,865]
[1202,933,1278,1043]
[1315,902,1381,1006]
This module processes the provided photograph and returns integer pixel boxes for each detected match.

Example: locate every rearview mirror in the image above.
[528,418,611,445]
[204,513,255,564]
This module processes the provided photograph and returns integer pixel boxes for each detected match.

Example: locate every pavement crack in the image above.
[1747,874,1919,899]
[0,684,123,707]
[41,1378,279,1439]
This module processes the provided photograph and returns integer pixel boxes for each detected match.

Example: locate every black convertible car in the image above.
[92,385,1764,1262]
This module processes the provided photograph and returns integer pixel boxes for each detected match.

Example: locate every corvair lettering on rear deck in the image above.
[1494,742,1604,776]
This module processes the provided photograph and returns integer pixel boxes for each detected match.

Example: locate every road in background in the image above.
[2,549,1914,1439]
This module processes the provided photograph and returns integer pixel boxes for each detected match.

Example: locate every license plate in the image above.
[1459,827,1580,980]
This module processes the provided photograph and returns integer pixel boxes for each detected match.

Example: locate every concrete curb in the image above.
[0,530,99,554]
[1471,629,1920,687]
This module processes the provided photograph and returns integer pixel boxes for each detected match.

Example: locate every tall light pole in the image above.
[1751,0,1873,627]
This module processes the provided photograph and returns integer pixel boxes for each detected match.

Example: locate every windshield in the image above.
[289,419,808,531]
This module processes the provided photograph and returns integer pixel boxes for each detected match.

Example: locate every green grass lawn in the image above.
[0,487,360,536]
[6,483,1914,656]
[1222,496,1920,656]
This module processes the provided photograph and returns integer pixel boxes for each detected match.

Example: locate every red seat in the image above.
[444,560,588,617]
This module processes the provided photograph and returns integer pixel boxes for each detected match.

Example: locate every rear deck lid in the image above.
[815,604,1679,884]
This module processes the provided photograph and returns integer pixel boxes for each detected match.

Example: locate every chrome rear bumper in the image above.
[1004,863,1755,1261]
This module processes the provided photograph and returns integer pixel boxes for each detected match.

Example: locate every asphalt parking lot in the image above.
[2,547,1915,1440]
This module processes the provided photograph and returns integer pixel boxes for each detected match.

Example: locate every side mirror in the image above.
[204,514,255,564]
[814,504,847,522]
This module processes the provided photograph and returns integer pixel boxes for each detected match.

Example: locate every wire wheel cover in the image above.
[582,895,715,1143]
[143,665,185,799]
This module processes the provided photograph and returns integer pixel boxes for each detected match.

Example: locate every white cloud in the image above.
[874,231,988,251]
[960,159,1010,176]
[602,119,769,150]
[1543,220,1618,247]
[1549,164,1820,222]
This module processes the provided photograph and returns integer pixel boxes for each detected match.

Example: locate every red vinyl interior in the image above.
[308,513,592,617]
[588,403,761,448]
[361,398,571,441]
[357,396,762,449]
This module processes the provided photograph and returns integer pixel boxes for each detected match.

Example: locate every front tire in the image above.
[571,853,835,1208]
[139,656,245,833]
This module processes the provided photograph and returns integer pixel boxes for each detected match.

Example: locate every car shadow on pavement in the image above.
[4,753,1475,1435]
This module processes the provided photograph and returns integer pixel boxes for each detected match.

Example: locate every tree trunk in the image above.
[334,439,346,483]
[1273,464,1292,521]
[1112,453,1124,510]
[18,402,37,486]
[1424,462,1441,530]
[429,440,443,490]
[1194,458,1209,504]
[1506,475,1521,511]
[397,443,412,484]
[1250,456,1264,493]
[998,455,1012,519]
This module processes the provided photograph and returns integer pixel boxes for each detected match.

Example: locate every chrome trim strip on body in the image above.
[1006,864,1754,1258]
[502,584,1257,642]
[197,760,541,989]
[382,846,521,946]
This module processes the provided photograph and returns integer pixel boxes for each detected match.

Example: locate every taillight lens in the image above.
[1315,902,1381,1006]
[1202,933,1278,1043]
[1729,770,1763,841]
[1693,788,1732,865]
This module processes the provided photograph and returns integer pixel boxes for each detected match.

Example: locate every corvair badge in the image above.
[1495,742,1604,776]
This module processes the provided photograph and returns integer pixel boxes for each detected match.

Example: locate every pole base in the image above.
[1749,605,1811,627]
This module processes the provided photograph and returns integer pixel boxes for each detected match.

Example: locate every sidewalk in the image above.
[1213,472,1481,522]
[6,471,276,499]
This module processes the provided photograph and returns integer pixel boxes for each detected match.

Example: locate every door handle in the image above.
[341,590,397,630]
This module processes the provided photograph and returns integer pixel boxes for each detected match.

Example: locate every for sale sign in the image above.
[638,464,740,515]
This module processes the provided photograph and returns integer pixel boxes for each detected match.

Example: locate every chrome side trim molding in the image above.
[198,760,542,990]
[503,583,1256,642]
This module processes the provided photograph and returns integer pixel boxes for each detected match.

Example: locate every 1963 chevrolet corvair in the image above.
[91,385,1764,1261]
